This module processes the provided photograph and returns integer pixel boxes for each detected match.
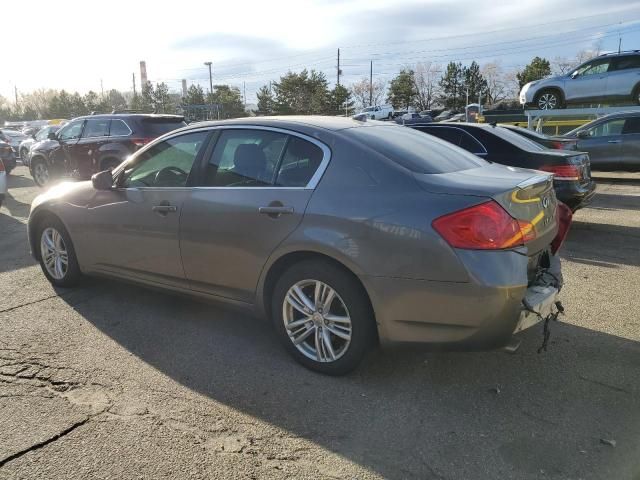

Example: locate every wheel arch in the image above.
[258,250,377,340]
[534,87,565,106]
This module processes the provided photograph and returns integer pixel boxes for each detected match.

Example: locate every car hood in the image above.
[525,74,565,89]
[31,139,59,152]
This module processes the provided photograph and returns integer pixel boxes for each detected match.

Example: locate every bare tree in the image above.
[551,56,576,75]
[350,78,386,109]
[481,61,511,106]
[413,62,441,111]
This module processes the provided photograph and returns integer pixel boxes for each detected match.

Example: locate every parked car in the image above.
[520,51,640,110]
[500,124,578,150]
[394,112,433,124]
[29,114,186,187]
[560,111,640,170]
[408,122,596,211]
[446,113,467,122]
[359,104,394,120]
[28,116,570,375]
[0,140,16,174]
[0,159,6,207]
[0,128,29,156]
[434,110,458,122]
[19,125,62,166]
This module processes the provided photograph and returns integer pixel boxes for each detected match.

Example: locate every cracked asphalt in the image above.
[1,165,639,479]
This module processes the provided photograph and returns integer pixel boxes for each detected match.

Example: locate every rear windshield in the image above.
[483,126,546,152]
[140,118,187,136]
[348,125,488,174]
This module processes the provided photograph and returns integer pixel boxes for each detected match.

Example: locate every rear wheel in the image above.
[535,90,562,110]
[271,260,376,375]
[20,147,29,161]
[32,159,51,187]
[37,216,82,287]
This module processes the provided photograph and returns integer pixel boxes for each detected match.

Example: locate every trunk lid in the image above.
[415,163,558,254]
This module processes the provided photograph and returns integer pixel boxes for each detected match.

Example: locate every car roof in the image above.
[185,115,388,132]
[74,114,185,121]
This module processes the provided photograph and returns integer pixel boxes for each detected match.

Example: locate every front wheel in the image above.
[272,260,376,375]
[32,159,51,187]
[37,217,82,287]
[20,148,29,161]
[535,90,562,110]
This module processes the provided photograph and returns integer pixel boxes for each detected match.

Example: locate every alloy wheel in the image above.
[538,93,558,110]
[282,279,352,363]
[40,227,68,280]
[34,163,49,186]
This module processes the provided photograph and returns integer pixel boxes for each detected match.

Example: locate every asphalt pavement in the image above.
[1,166,639,480]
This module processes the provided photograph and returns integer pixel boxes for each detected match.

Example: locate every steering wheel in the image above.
[154,166,188,185]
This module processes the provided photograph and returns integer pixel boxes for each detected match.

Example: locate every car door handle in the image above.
[259,206,294,216]
[152,204,177,214]
[607,140,621,144]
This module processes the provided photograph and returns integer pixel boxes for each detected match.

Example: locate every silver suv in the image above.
[520,51,640,110]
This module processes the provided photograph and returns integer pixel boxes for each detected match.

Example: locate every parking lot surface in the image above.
[1,166,639,479]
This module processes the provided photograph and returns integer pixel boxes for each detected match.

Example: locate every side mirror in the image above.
[576,130,590,139]
[91,170,113,190]
[47,131,57,140]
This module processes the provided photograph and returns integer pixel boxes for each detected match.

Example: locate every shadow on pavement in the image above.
[63,278,640,479]
[7,173,36,189]
[563,221,640,269]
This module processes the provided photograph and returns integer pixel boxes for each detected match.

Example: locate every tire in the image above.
[101,158,121,171]
[36,216,82,288]
[31,158,51,187]
[20,148,29,161]
[271,260,376,375]
[535,90,563,110]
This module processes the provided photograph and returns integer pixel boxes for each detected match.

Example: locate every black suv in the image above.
[29,114,186,187]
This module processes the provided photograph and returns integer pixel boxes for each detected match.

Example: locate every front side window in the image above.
[205,129,288,187]
[35,128,50,141]
[83,119,110,138]
[573,59,611,77]
[622,117,640,134]
[586,119,625,138]
[121,131,208,188]
[58,121,84,141]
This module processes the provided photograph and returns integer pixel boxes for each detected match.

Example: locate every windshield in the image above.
[347,125,488,174]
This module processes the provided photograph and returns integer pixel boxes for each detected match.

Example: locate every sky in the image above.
[3,0,640,104]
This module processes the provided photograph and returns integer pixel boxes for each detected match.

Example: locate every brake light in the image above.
[132,138,153,148]
[551,140,577,150]
[432,200,536,250]
[538,164,581,181]
[551,202,573,254]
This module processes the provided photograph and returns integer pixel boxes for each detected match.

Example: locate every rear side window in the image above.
[83,119,110,138]
[612,55,640,71]
[140,118,187,136]
[275,137,323,187]
[110,120,131,136]
[348,126,487,174]
[623,117,640,134]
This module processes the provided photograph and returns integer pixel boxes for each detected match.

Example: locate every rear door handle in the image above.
[607,140,621,144]
[259,206,294,216]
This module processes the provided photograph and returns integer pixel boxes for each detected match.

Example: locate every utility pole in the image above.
[369,61,373,107]
[204,61,213,120]
[618,36,622,54]
[100,79,104,98]
[14,86,18,107]
[243,81,246,109]
[132,73,137,96]
[337,48,341,86]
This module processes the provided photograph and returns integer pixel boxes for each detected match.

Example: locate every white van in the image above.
[360,104,394,120]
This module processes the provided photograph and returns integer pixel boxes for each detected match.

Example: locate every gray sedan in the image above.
[27,117,567,374]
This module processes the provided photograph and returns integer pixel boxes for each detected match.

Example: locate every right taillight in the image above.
[551,202,573,254]
[432,200,535,250]
[538,164,582,181]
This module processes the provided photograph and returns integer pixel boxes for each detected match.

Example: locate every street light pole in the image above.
[204,61,213,120]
